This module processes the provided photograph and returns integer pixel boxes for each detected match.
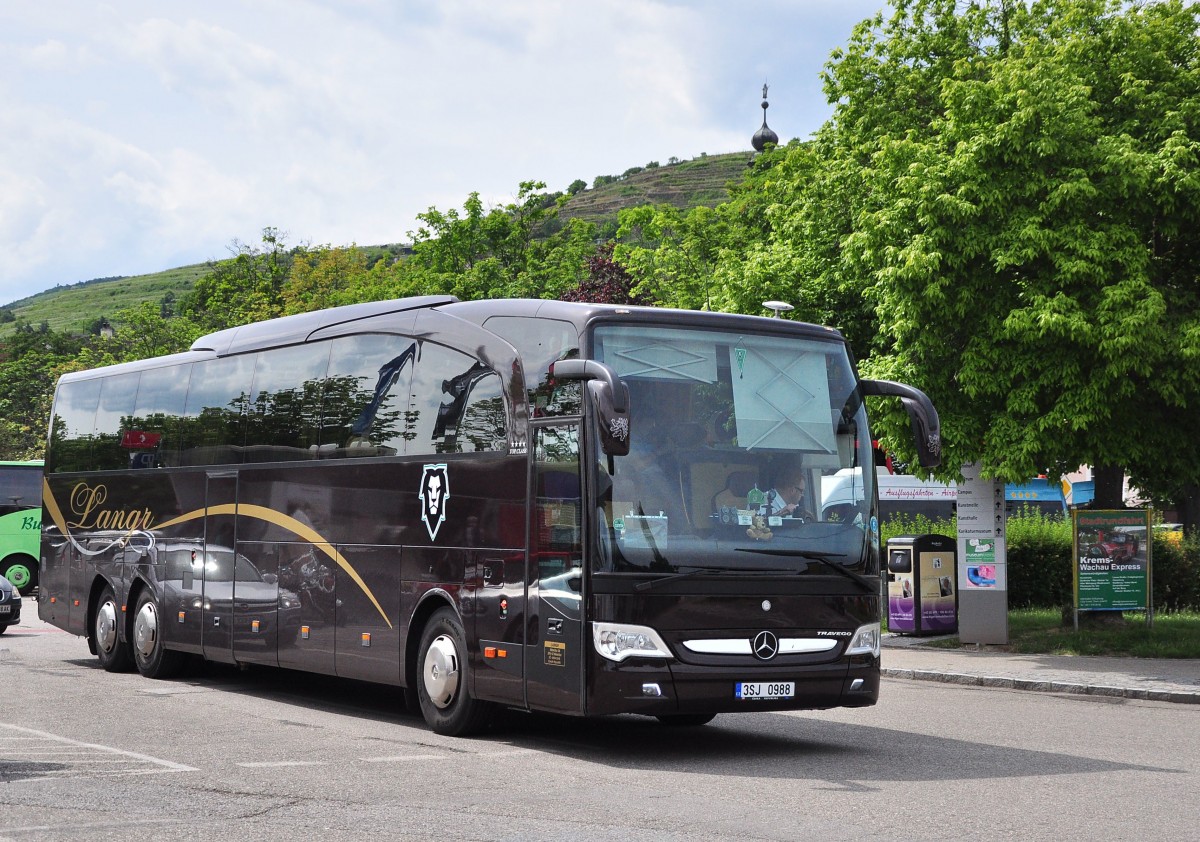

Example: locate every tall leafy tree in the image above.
[0,322,87,459]
[180,227,297,330]
[281,244,372,315]
[808,0,1200,529]
[406,181,568,300]
[74,302,203,369]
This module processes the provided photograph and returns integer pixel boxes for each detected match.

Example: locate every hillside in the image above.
[557,151,751,227]
[1,151,753,336]
[0,263,211,337]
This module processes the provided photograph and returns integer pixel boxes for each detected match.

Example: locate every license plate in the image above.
[735,681,794,700]
[0,605,10,614]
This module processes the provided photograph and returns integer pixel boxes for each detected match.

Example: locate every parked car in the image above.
[0,573,22,633]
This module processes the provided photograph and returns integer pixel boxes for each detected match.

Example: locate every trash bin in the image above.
[886,534,957,635]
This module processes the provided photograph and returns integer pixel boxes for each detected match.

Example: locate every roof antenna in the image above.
[763,301,794,318]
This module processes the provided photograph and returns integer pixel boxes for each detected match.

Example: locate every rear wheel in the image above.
[416,607,492,736]
[131,590,186,679]
[656,713,717,727]
[1,556,36,595]
[93,586,131,672]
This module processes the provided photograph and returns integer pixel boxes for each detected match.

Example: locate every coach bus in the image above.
[1,459,43,594]
[39,296,939,735]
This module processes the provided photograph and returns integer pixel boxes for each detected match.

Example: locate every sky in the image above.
[0,0,888,308]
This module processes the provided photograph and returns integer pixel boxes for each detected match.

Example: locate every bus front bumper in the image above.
[585,655,879,717]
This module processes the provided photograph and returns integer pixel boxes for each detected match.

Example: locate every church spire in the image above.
[751,82,779,152]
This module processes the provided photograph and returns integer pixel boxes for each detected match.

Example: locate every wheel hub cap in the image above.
[134,602,158,658]
[5,564,30,589]
[423,634,460,709]
[96,600,119,653]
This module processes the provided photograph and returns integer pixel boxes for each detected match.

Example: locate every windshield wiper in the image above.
[735,548,876,593]
[634,565,794,592]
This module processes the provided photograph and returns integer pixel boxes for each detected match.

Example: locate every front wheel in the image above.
[93,586,131,672]
[0,625,8,636]
[416,607,492,736]
[131,590,186,679]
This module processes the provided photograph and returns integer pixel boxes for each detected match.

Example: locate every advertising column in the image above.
[956,463,1008,644]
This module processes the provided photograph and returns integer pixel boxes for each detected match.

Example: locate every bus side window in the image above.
[454,371,506,453]
[92,372,141,471]
[0,466,41,515]
[48,378,102,473]
[483,315,581,417]
[534,426,582,589]
[243,342,331,461]
[129,363,192,468]
[408,342,504,455]
[178,355,256,466]
[322,334,414,457]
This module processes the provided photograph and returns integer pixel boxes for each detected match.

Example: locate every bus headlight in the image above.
[846,622,881,658]
[592,622,672,662]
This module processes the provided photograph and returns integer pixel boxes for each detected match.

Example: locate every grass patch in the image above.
[918,608,1200,658]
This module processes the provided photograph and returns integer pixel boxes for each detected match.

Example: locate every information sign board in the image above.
[1073,509,1152,620]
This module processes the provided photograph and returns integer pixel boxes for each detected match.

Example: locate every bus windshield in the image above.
[591,324,876,574]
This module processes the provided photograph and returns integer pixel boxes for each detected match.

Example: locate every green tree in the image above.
[815,0,1200,529]
[0,321,87,459]
[74,302,203,370]
[180,227,297,329]
[406,181,575,300]
[281,244,372,315]
[614,203,722,310]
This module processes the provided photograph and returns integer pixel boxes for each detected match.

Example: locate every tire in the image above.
[416,607,492,736]
[1,556,37,595]
[131,590,186,679]
[93,586,131,672]
[656,713,717,727]
[0,625,8,635]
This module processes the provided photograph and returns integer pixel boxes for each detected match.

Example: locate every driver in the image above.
[760,466,813,520]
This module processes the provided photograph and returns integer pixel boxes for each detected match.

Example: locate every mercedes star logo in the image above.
[752,630,779,660]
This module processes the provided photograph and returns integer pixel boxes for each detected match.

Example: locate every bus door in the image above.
[201,471,239,664]
[525,423,585,714]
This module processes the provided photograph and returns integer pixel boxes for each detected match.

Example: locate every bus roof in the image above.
[56,296,852,384]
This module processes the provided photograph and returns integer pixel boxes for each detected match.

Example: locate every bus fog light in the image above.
[846,623,880,657]
[592,622,672,662]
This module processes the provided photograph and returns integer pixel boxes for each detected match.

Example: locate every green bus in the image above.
[0,460,43,594]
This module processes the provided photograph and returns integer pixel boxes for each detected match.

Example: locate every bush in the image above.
[1153,530,1200,611]
[1005,509,1072,609]
[880,514,955,548]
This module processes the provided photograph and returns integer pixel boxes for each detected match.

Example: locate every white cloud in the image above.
[0,0,887,306]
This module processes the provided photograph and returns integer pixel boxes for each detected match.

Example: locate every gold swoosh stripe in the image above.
[43,483,392,629]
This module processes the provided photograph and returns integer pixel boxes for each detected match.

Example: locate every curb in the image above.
[881,667,1200,705]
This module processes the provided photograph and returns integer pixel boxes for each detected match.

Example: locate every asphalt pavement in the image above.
[882,633,1200,704]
